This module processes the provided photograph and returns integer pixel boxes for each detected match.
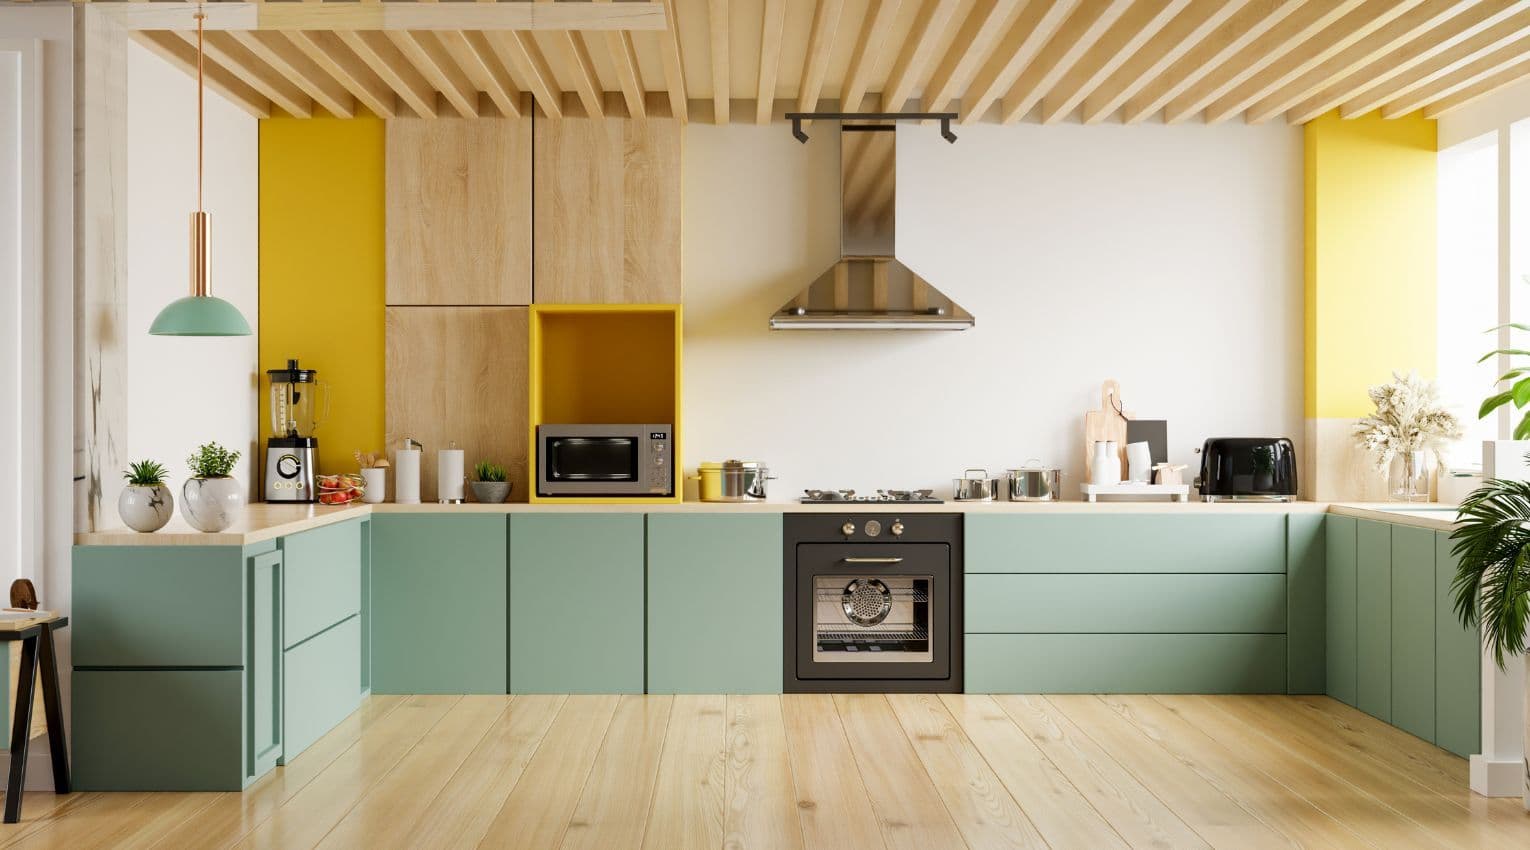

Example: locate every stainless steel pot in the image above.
[952,468,1003,501]
[1007,460,1061,501]
[693,460,773,502]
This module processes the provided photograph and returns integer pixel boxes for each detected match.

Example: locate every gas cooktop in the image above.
[800,489,945,504]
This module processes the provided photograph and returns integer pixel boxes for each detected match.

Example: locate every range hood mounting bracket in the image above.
[785,112,958,144]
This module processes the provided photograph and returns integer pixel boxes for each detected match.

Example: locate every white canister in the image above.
[438,448,465,503]
[1091,441,1121,486]
[360,467,387,504]
[395,445,421,504]
[1126,441,1153,483]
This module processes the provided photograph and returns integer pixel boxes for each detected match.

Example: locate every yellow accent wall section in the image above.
[259,115,386,477]
[1305,110,1438,419]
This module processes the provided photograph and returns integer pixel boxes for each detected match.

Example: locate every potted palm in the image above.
[471,460,511,504]
[182,441,244,532]
[118,460,174,532]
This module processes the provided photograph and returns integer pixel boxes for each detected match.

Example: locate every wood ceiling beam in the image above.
[485,30,562,119]
[1426,55,1530,115]
[706,0,728,123]
[756,0,787,124]
[438,30,522,118]
[1201,0,1427,124]
[655,0,688,122]
[923,0,1026,116]
[338,30,438,118]
[882,0,963,112]
[285,30,397,119]
[230,29,355,118]
[1247,0,1486,124]
[594,0,644,119]
[533,0,603,119]
[1338,7,1530,118]
[1042,0,1190,124]
[798,0,846,116]
[961,0,1079,124]
[133,31,272,119]
[1082,0,1249,124]
[386,31,478,118]
[1162,0,1367,123]
[1385,30,1530,116]
[1002,0,1134,124]
[841,0,904,115]
[98,2,668,33]
[188,30,313,117]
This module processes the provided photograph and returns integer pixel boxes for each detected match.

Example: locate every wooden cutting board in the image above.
[1083,379,1132,481]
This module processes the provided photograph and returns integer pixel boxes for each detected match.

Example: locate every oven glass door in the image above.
[795,543,950,680]
[813,575,932,663]
[545,436,639,482]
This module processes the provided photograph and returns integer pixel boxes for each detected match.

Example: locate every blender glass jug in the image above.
[268,359,327,438]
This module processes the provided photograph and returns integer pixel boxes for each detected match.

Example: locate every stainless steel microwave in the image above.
[536,424,674,497]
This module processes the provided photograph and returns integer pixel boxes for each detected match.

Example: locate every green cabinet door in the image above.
[1287,514,1326,694]
[372,514,508,694]
[647,514,783,693]
[1435,531,1482,758]
[282,616,362,761]
[73,545,249,667]
[73,669,246,791]
[281,519,362,649]
[1356,519,1392,721]
[1390,525,1436,742]
[965,514,1287,573]
[510,514,645,694]
[247,549,283,781]
[1325,515,1358,706]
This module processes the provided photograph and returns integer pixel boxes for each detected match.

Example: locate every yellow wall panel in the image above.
[259,115,386,477]
[1305,111,1437,419]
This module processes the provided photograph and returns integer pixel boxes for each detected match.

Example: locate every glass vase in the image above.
[1389,450,1430,502]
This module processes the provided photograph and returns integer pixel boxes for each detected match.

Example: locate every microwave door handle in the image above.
[841,556,904,564]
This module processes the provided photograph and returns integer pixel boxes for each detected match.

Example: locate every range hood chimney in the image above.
[771,118,973,331]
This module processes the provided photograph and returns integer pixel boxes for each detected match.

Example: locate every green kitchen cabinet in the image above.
[1287,513,1326,694]
[371,513,507,694]
[281,519,363,649]
[74,545,250,667]
[1434,531,1482,758]
[965,514,1287,574]
[510,513,645,694]
[1355,519,1392,722]
[247,549,284,780]
[966,633,1287,694]
[283,615,362,760]
[647,514,783,693]
[1390,525,1436,743]
[1325,515,1358,706]
[966,573,1287,634]
[73,669,247,791]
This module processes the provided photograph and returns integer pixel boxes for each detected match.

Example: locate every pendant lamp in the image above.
[150,8,252,337]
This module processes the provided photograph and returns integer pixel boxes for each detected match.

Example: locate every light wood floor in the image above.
[1,693,1527,849]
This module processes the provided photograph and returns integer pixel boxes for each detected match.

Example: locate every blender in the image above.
[265,359,328,502]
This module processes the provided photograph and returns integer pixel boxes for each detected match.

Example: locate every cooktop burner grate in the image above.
[800,489,944,504]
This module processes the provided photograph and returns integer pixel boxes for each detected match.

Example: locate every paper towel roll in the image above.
[438,449,465,503]
[395,449,421,504]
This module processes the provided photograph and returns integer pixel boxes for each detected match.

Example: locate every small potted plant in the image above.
[471,460,511,504]
[182,442,244,532]
[119,460,174,532]
[1353,371,1463,501]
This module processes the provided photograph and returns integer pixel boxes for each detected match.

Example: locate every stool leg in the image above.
[5,636,39,824]
[37,628,69,794]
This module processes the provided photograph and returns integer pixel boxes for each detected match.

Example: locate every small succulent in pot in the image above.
[181,441,245,533]
[471,460,511,504]
[118,459,175,533]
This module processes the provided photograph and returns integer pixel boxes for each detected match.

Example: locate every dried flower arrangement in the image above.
[1353,371,1464,469]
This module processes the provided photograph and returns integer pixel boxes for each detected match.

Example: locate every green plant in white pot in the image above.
[119,460,174,532]
[182,442,244,533]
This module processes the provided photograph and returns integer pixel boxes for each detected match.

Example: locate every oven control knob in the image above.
[890,520,905,537]
[841,521,856,537]
[864,519,881,537]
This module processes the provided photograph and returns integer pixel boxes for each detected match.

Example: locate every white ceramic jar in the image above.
[181,476,244,533]
[118,484,175,533]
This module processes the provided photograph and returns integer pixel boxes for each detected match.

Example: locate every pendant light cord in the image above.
[196,7,204,213]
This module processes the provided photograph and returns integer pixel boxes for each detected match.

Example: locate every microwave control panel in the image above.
[647,430,672,493]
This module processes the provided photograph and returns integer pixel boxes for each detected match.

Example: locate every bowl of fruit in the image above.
[317,473,365,505]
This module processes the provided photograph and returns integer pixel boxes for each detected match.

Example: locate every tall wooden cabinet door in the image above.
[510,514,645,693]
[386,118,532,305]
[1325,515,1357,706]
[1435,531,1481,757]
[533,115,681,303]
[1356,519,1392,721]
[1390,525,1436,742]
[385,307,529,500]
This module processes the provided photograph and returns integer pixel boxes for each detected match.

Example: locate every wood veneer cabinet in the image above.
[386,118,532,306]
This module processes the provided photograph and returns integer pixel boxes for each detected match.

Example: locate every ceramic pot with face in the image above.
[182,476,244,533]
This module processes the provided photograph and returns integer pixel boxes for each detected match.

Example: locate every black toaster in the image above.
[1196,438,1298,501]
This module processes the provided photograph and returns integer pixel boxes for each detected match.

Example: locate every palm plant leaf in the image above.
[1450,480,1530,666]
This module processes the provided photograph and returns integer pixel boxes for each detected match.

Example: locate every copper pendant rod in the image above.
[190,6,210,298]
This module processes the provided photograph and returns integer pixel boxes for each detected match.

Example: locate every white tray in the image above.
[1080,482,1191,502]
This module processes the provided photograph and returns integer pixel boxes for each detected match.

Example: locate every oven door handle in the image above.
[841,556,904,564]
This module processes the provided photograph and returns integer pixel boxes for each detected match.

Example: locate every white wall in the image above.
[682,121,1303,498]
[125,40,259,494]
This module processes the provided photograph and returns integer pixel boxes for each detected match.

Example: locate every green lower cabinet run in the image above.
[1390,525,1436,743]
[646,514,783,693]
[966,633,1287,694]
[1355,519,1393,722]
[510,513,645,694]
[371,513,507,694]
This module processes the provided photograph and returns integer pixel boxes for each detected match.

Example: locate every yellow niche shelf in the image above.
[528,304,683,504]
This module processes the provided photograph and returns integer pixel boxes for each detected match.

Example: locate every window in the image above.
[1437,132,1498,467]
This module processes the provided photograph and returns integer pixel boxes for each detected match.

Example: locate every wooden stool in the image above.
[0,615,70,823]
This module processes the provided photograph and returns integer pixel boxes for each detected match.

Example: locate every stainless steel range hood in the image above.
[771,124,973,330]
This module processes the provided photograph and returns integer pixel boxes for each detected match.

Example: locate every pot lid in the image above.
[699,459,767,471]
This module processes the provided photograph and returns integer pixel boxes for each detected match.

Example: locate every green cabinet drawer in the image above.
[647,514,783,693]
[73,669,246,791]
[372,514,507,694]
[281,519,362,649]
[1390,525,1436,743]
[73,545,249,667]
[1435,531,1481,758]
[965,633,1287,694]
[965,573,1287,634]
[1325,515,1358,706]
[510,514,644,694]
[1356,519,1392,721]
[965,514,1287,574]
[283,615,362,762]
[1287,514,1326,694]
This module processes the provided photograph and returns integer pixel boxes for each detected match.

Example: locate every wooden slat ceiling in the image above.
[76,0,1530,123]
